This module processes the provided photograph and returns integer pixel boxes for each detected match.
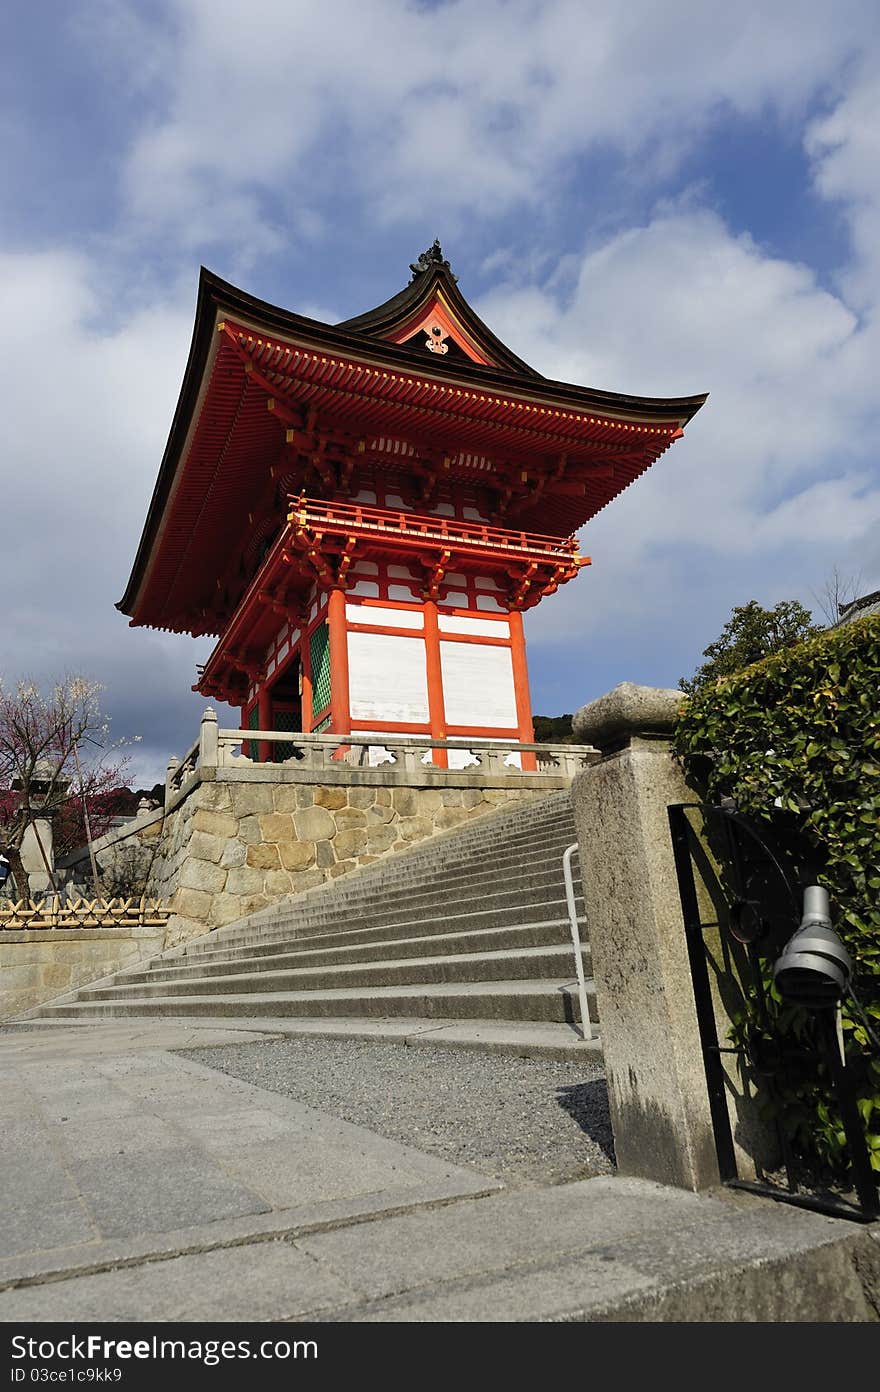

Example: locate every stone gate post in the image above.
[570,683,772,1192]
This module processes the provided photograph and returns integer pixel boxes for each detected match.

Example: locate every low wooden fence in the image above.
[0,896,171,931]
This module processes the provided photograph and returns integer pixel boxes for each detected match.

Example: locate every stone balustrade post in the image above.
[164,756,180,813]
[198,707,218,776]
[570,682,772,1192]
[481,748,504,774]
[306,741,328,770]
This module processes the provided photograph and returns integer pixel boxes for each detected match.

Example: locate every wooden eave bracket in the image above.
[268,397,303,431]
[335,538,358,589]
[221,649,262,682]
[288,520,337,588]
[507,562,539,610]
[308,445,336,491]
[507,471,548,516]
[421,548,452,601]
[257,589,295,619]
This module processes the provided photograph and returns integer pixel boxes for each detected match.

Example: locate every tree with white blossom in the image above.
[0,676,136,898]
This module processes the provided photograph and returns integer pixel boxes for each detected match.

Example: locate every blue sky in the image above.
[3,1,879,783]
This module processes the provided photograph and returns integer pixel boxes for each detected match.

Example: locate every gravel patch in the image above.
[178,1037,615,1188]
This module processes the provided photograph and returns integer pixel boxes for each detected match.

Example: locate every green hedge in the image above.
[674,613,880,1175]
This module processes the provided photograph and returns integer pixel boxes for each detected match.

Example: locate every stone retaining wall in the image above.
[1,926,167,1019]
[56,807,165,898]
[151,778,545,939]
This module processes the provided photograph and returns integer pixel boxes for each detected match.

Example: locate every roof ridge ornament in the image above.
[409,239,458,283]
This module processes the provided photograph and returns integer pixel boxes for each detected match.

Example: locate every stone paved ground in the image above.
[1,1022,876,1324]
[0,1023,498,1294]
[180,1035,615,1187]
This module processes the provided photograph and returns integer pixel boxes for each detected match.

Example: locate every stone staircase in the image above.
[28,791,597,1058]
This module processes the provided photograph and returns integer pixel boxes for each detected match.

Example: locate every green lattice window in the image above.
[247,704,259,760]
[272,707,300,763]
[310,622,331,720]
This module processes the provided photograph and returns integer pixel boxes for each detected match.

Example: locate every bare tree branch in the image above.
[811,565,864,626]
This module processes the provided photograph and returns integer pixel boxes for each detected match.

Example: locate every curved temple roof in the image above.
[118,250,707,634]
[337,239,540,376]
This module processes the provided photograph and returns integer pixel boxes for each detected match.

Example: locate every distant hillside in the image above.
[532,714,575,744]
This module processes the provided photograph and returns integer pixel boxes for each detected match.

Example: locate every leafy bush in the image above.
[674,613,880,1176]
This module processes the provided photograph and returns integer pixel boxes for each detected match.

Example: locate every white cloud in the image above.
[807,61,880,310]
[110,0,874,244]
[0,250,231,778]
[481,203,880,667]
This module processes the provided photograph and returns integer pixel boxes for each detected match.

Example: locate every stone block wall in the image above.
[150,777,545,940]
[57,807,165,898]
[1,926,166,1019]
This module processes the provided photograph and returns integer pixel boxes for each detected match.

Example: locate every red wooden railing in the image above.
[288,496,583,564]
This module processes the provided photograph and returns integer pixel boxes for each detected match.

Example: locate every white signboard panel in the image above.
[439,615,509,638]
[348,632,429,723]
[346,603,424,630]
[440,642,518,728]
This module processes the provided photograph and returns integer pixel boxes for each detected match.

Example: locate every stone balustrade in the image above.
[217,729,590,775]
[163,709,595,812]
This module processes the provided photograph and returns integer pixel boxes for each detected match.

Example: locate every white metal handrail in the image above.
[562,841,593,1041]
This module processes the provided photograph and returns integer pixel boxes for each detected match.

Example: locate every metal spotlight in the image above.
[772,886,852,1010]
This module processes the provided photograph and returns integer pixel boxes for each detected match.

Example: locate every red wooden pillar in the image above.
[300,632,313,733]
[258,683,272,764]
[424,599,448,768]
[508,609,536,772]
[327,588,351,735]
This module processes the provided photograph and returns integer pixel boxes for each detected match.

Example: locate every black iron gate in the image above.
[668,801,878,1223]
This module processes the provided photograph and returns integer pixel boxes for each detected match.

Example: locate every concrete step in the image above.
[233,828,579,914]
[78,944,590,1001]
[190,812,576,913]
[172,885,586,966]
[258,865,582,924]
[288,809,576,873]
[170,909,587,979]
[326,824,577,878]
[336,848,579,898]
[178,850,582,958]
[378,800,574,849]
[378,825,577,868]
[27,786,595,1057]
[126,920,580,983]
[36,977,598,1026]
[186,889,583,967]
